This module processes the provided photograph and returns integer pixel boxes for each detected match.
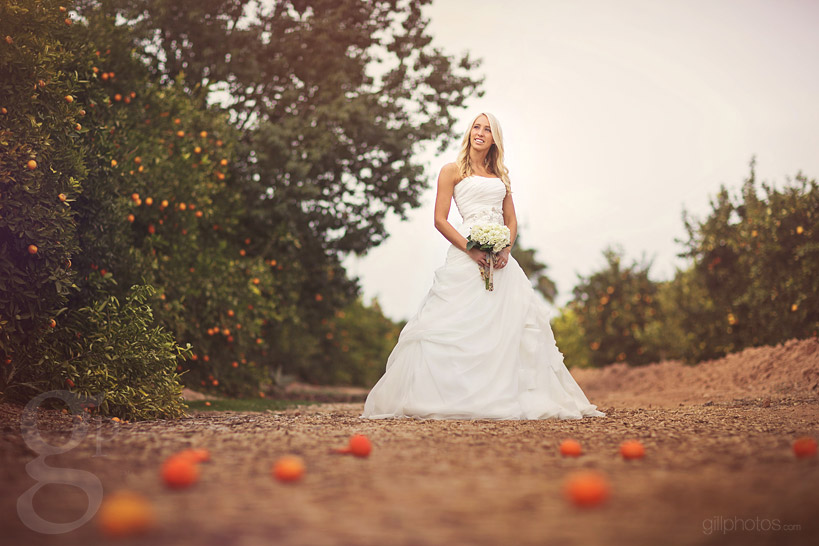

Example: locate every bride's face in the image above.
[470,115,494,152]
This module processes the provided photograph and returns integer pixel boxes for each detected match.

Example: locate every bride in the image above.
[360,113,605,420]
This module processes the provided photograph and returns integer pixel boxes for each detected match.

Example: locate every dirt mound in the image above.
[573,337,819,408]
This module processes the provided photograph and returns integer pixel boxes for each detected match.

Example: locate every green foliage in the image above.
[550,306,591,369]
[0,0,85,351]
[557,159,818,367]
[92,0,484,252]
[676,159,819,359]
[0,0,187,418]
[299,297,401,387]
[512,235,557,302]
[570,247,662,367]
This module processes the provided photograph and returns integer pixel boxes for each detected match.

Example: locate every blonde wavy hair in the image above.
[456,112,511,194]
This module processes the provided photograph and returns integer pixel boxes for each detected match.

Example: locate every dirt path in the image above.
[2,339,818,546]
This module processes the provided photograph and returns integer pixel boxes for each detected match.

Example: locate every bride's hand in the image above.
[467,248,489,267]
[495,247,511,269]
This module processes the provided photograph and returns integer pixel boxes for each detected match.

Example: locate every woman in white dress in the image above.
[361,113,605,420]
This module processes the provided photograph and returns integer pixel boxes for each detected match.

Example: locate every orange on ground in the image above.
[335,434,372,457]
[349,435,373,456]
[559,439,582,457]
[620,440,645,460]
[564,470,610,508]
[160,454,200,489]
[273,455,305,482]
[97,490,155,538]
[793,437,817,458]
[27,159,37,170]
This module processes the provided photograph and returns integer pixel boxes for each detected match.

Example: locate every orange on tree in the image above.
[27,159,37,170]
[28,244,38,254]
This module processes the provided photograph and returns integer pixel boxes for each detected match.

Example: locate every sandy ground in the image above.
[1,338,818,546]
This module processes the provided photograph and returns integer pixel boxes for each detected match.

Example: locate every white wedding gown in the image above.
[360,175,605,420]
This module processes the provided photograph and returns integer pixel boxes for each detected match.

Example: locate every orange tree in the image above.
[677,160,819,360]
[72,10,313,397]
[0,0,187,418]
[569,247,662,367]
[85,0,484,384]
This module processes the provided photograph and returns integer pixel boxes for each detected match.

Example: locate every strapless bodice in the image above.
[453,175,507,235]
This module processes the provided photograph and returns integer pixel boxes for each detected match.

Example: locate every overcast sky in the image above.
[342,0,819,322]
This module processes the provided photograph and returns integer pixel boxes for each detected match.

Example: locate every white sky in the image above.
[342,0,819,322]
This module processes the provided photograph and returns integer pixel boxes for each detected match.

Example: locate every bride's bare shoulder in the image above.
[438,162,460,186]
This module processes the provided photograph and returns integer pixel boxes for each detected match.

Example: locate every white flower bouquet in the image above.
[466,223,511,291]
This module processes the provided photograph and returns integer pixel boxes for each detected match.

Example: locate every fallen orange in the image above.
[334,434,372,457]
[564,470,610,507]
[161,454,199,489]
[620,440,645,460]
[793,437,817,458]
[97,490,155,538]
[273,455,305,482]
[559,439,582,457]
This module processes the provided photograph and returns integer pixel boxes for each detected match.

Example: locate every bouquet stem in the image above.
[480,253,495,291]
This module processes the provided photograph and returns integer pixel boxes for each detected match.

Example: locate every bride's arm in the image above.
[433,163,468,251]
[433,164,487,266]
[501,191,518,248]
